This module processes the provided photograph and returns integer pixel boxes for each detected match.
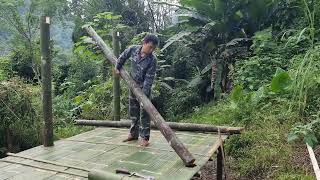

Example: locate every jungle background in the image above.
[1,0,320,179]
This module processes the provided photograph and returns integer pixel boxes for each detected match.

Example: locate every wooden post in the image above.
[41,16,53,147]
[216,146,223,180]
[83,26,195,166]
[113,30,121,121]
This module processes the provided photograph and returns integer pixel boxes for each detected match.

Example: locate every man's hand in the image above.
[113,68,120,75]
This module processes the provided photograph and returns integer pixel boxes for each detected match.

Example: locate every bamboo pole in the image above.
[306,144,320,179]
[74,119,244,134]
[83,26,195,166]
[7,153,89,172]
[113,30,121,121]
[41,16,53,147]
[0,159,86,178]
[216,146,223,180]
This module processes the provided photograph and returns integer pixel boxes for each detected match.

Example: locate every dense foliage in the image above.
[1,0,320,178]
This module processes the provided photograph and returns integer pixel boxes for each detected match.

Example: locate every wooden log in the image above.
[41,16,53,147]
[112,30,121,121]
[74,119,244,134]
[83,26,195,166]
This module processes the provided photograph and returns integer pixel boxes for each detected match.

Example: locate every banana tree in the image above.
[161,0,278,100]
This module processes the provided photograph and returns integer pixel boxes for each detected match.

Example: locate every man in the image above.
[114,34,158,147]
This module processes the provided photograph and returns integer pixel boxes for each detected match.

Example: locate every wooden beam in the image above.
[40,16,53,147]
[74,119,244,134]
[307,144,320,179]
[83,26,195,167]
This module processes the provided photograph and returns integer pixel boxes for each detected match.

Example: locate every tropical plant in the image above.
[158,0,280,102]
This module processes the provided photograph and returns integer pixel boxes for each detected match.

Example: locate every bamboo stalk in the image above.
[41,16,53,147]
[112,30,121,121]
[0,159,87,177]
[6,153,90,172]
[74,119,244,134]
[83,26,195,166]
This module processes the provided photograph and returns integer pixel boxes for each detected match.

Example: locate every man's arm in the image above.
[142,58,157,95]
[116,46,134,70]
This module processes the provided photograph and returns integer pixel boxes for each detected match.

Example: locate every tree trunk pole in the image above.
[216,146,223,180]
[41,16,53,147]
[74,119,244,134]
[83,26,195,166]
[112,30,121,121]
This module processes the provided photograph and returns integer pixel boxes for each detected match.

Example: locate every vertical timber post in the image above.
[217,146,223,180]
[113,30,121,121]
[41,16,54,147]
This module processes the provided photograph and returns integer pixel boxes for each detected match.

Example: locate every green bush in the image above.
[61,58,101,97]
[9,45,40,81]
[73,77,129,120]
[164,86,202,120]
[0,78,41,152]
[234,29,290,91]
[0,56,13,81]
[53,95,76,127]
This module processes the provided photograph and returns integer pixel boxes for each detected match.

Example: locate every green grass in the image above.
[179,99,314,179]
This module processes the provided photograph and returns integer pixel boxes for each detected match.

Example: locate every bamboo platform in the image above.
[0,127,227,180]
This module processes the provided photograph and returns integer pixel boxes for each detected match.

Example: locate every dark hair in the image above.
[143,34,159,46]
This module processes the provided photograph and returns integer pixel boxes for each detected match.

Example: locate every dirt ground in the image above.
[191,159,219,180]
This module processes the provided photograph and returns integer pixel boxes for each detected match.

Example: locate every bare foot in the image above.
[139,139,149,147]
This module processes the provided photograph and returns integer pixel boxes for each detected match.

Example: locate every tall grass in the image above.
[290,0,319,116]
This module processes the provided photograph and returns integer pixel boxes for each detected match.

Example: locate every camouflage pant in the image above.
[129,90,151,140]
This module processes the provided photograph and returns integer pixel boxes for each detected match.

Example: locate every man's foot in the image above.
[139,139,149,147]
[122,134,138,142]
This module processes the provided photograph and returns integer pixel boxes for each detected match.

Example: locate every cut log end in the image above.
[185,159,196,167]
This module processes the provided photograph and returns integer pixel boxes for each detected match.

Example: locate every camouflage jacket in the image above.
[116,45,157,95]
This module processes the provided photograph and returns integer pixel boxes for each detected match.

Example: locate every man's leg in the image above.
[139,92,151,143]
[125,90,140,141]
